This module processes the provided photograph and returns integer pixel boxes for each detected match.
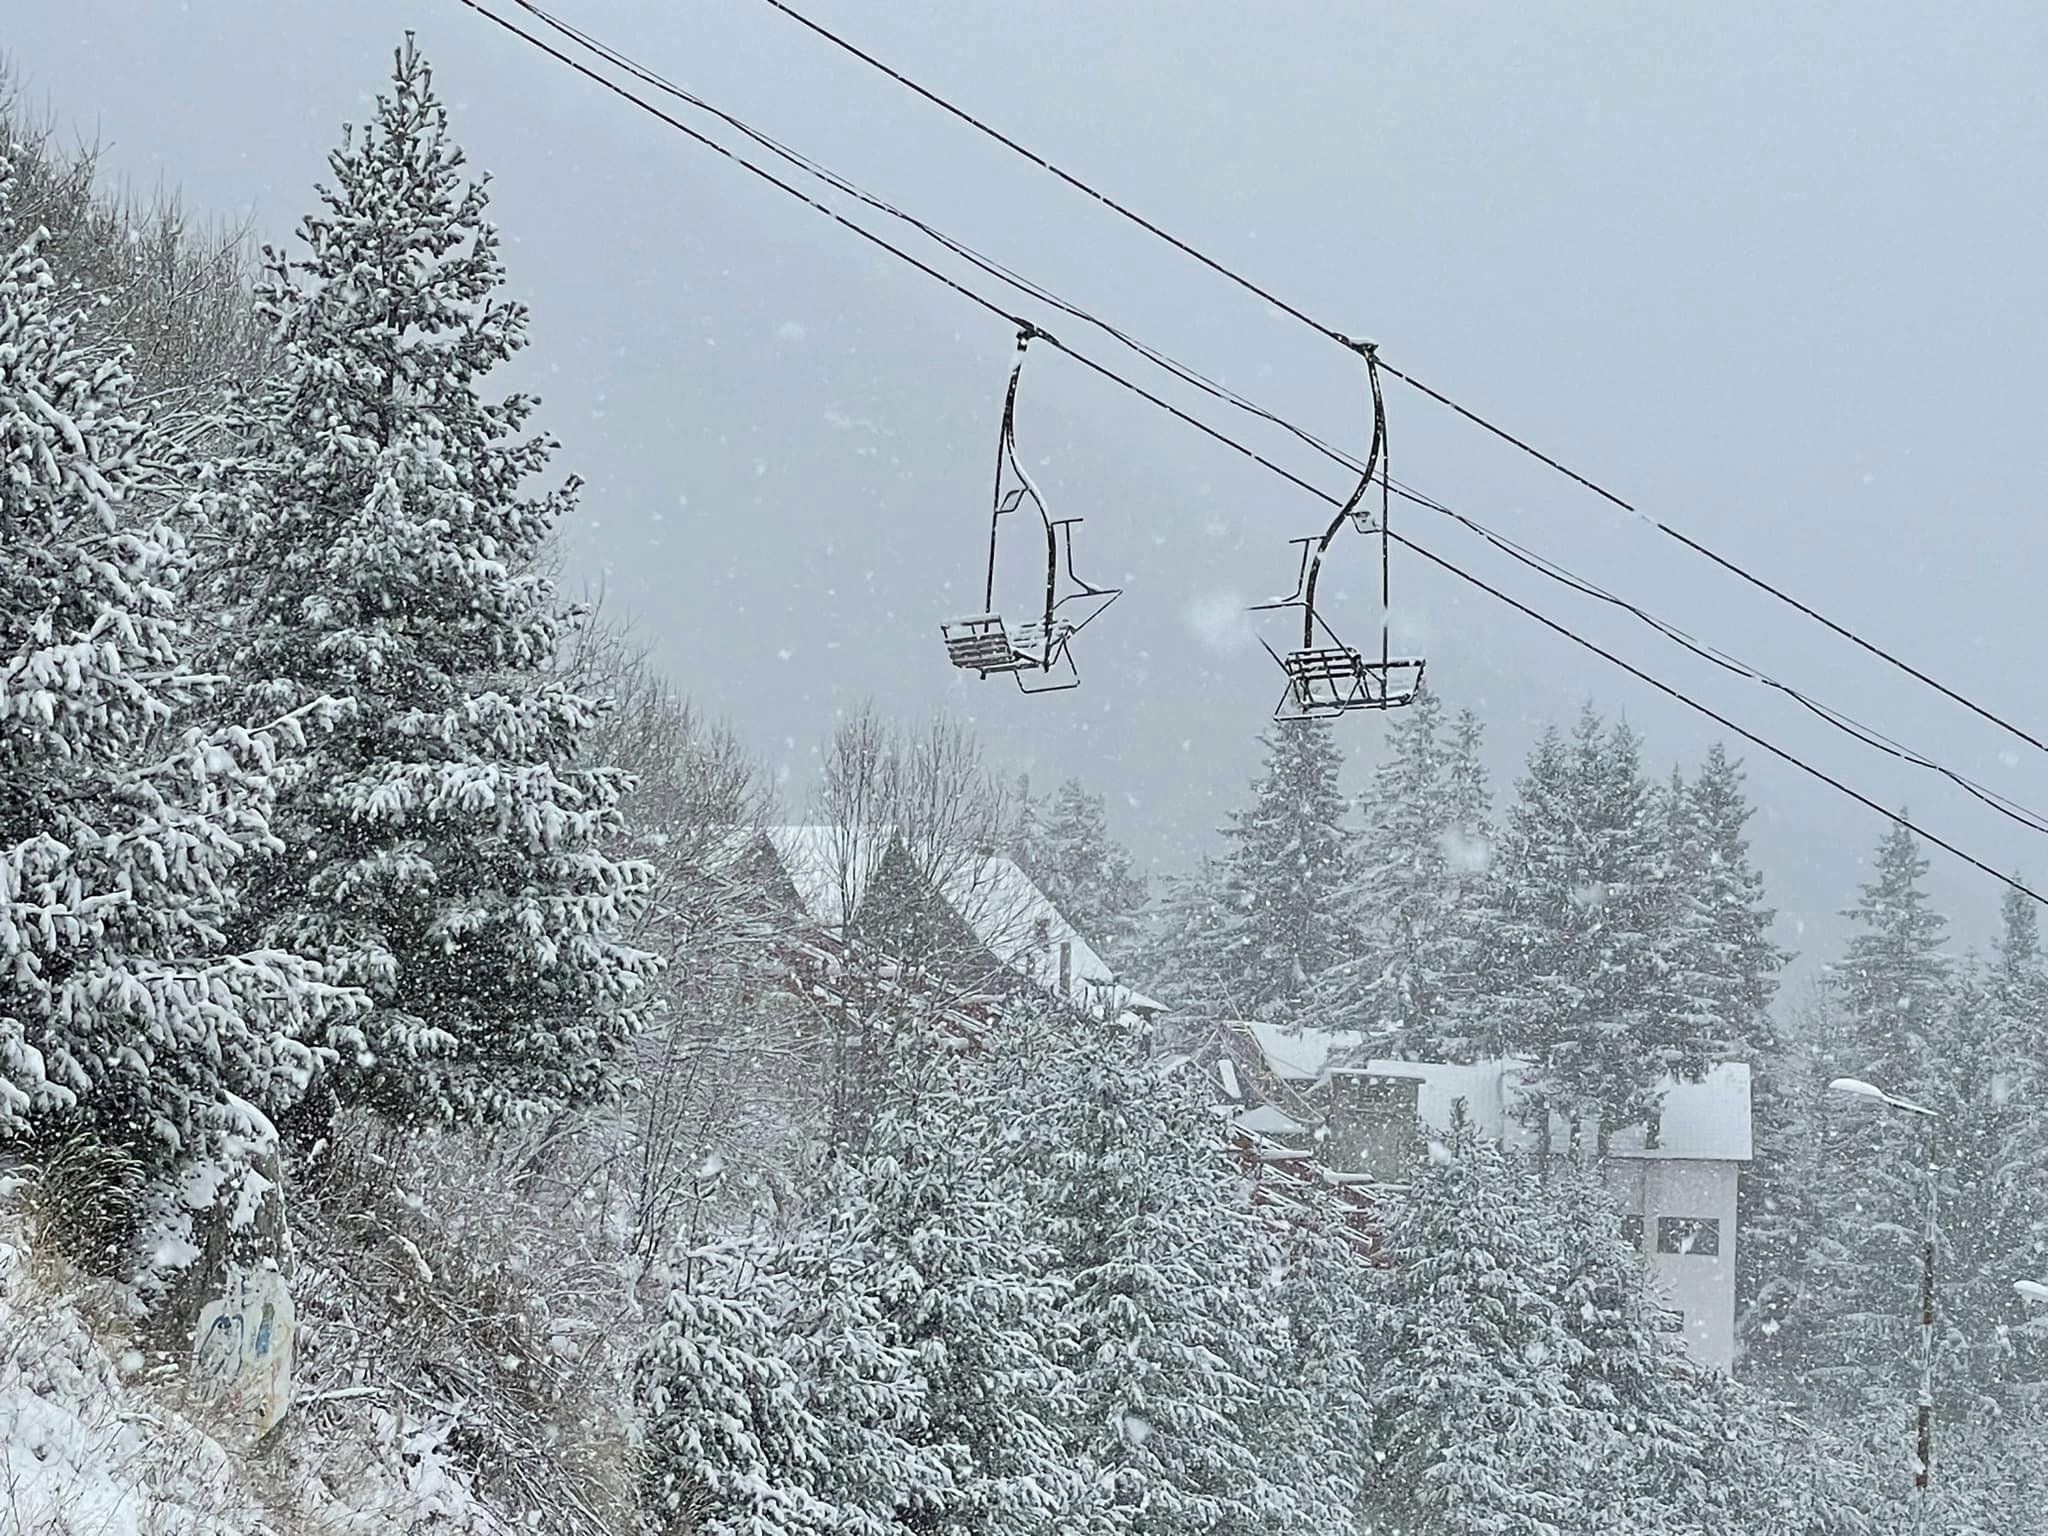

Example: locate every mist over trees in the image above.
[1,33,2045,1536]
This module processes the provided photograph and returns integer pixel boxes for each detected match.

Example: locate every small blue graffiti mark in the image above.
[252,1301,275,1361]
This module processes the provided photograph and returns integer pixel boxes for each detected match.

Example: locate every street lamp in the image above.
[1829,1077,1938,1536]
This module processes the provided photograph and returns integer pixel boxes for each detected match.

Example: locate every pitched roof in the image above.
[939,853,1165,1015]
[756,824,889,930]
[750,828,1164,1017]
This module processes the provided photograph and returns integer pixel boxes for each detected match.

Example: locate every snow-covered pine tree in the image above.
[775,1196,948,1536]
[1013,777,1147,964]
[995,1001,1283,1535]
[1129,855,1229,1018]
[1660,744,1798,1384]
[1989,883,2048,1365]
[1308,683,1442,1051]
[1487,707,1690,1147]
[1426,704,1497,1060]
[1916,962,2046,1414]
[1734,991,1840,1400]
[1830,818,1950,1090]
[1312,684,1493,1060]
[1211,719,1350,1022]
[1807,818,1953,1411]
[1540,1165,1725,1531]
[212,39,653,1134]
[632,1240,832,1536]
[844,1023,1089,1536]
[1675,744,1787,1064]
[0,166,352,1184]
[1442,706,1494,859]
[1992,880,2048,1095]
[1362,1107,1592,1535]
[1265,1206,1377,1536]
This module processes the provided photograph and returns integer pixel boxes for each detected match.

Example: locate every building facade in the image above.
[1211,1025,1752,1373]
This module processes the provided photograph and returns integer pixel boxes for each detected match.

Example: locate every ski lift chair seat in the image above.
[943,614,1030,674]
[1280,646,1426,714]
[1004,616,1075,662]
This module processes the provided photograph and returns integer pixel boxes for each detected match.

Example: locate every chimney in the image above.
[1323,1070,1422,1180]
[1058,941,1072,997]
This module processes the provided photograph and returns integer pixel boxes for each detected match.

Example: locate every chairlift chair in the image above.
[1251,340,1425,721]
[940,328,1121,693]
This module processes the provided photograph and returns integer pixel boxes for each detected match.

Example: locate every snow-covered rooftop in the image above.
[1228,1024,1751,1163]
[1356,1057,1754,1164]
[1242,1022,1366,1083]
[1233,1103,1310,1139]
[756,824,886,930]
[751,827,1163,1017]
[939,852,1165,1016]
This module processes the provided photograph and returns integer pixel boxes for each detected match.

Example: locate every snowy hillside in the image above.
[0,1212,492,1534]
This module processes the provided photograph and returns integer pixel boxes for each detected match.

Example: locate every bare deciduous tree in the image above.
[2,66,272,438]
[561,608,815,1259]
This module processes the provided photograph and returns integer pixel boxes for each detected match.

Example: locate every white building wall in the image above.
[1602,1157,1739,1373]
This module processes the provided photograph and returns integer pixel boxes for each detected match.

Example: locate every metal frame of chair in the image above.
[1251,340,1425,720]
[941,327,1121,693]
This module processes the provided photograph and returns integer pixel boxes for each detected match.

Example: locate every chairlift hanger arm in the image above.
[1298,342,1386,649]
[986,326,1041,610]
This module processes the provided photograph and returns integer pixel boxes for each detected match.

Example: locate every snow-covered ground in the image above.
[0,1210,499,1535]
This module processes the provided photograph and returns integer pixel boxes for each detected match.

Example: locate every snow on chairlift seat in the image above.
[942,614,1027,674]
[1281,646,1425,714]
[941,613,1075,676]
[1005,616,1074,659]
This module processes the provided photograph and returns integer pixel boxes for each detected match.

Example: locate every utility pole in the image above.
[1913,1124,1936,1536]
[1830,1076,1939,1536]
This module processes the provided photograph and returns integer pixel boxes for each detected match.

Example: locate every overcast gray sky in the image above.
[13,0,2048,974]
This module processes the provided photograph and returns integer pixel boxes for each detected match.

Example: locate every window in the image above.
[1657,1216,1720,1257]
[1621,1216,1645,1251]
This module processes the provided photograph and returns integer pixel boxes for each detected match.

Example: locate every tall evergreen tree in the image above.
[1805,819,1954,1413]
[1210,719,1349,1021]
[998,1003,1292,1534]
[1014,777,1148,963]
[1362,1109,1592,1535]
[1542,1166,1725,1531]
[1829,818,1949,1090]
[212,40,653,1134]
[776,1200,949,1536]
[1486,707,1690,1143]
[1735,997,1841,1398]
[1990,884,2048,1329]
[1312,685,1493,1059]
[846,1028,1090,1536]
[1442,707,1494,858]
[1918,963,2045,1414]
[0,167,350,1180]
[1130,856,1229,1018]
[633,1239,832,1536]
[1267,1211,1377,1535]
[1673,745,1786,1064]
[1993,881,2048,1080]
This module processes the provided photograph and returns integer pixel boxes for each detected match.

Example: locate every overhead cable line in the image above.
[746,0,2048,765]
[454,0,2048,908]
[506,0,1360,477]
[1384,527,2048,907]
[1387,478,2048,841]
[495,0,2048,848]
